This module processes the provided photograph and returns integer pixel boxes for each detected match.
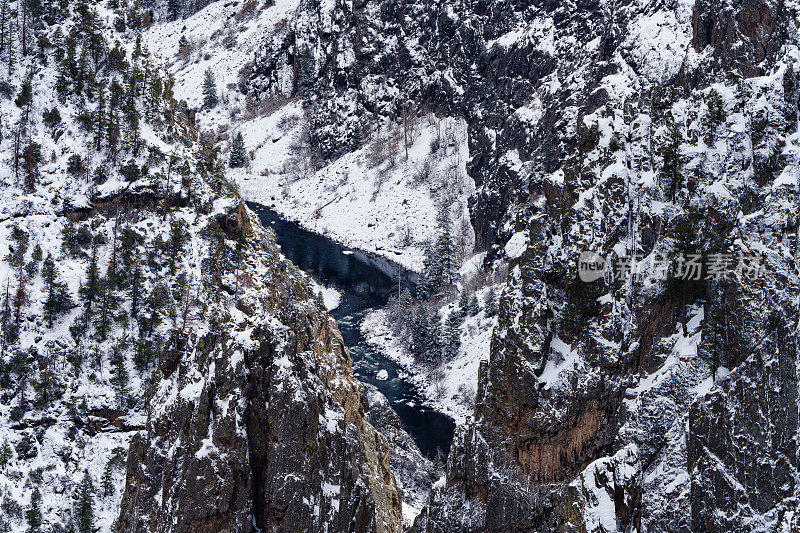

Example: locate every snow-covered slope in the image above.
[361,283,498,424]
[142,0,800,529]
[236,114,473,271]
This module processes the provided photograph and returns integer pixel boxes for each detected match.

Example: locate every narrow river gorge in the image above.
[249,203,456,460]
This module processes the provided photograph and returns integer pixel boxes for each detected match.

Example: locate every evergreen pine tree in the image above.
[483,288,498,317]
[129,261,142,318]
[73,470,94,533]
[167,218,186,274]
[0,440,12,467]
[416,242,437,300]
[201,68,217,109]
[0,0,10,57]
[443,310,461,359]
[55,59,70,99]
[467,294,479,316]
[93,88,106,149]
[229,132,246,168]
[433,204,459,290]
[93,272,120,341]
[458,290,469,317]
[411,306,430,359]
[661,122,685,200]
[109,345,128,407]
[51,26,64,60]
[4,2,13,76]
[42,254,73,326]
[33,349,55,409]
[702,88,725,145]
[26,487,42,532]
[21,142,40,192]
[133,332,154,373]
[74,45,90,96]
[15,75,32,108]
[101,462,114,497]
[118,228,141,288]
[143,282,169,335]
[12,266,28,325]
[424,313,442,364]
[0,279,18,346]
[79,244,100,322]
[417,204,460,299]
[350,123,362,152]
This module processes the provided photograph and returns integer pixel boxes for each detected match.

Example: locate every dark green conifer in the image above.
[73,470,94,533]
[202,68,217,109]
[26,487,42,532]
[443,310,461,359]
[42,254,73,326]
[483,287,498,317]
[702,89,725,144]
[229,132,246,168]
[661,122,685,200]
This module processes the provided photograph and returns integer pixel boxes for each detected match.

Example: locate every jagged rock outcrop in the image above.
[117,209,402,533]
[360,383,438,519]
[403,0,800,530]
[691,0,788,80]
[412,209,626,532]
[564,444,642,533]
[686,264,799,531]
[688,334,798,531]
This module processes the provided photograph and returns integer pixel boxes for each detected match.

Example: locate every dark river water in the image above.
[249,203,455,460]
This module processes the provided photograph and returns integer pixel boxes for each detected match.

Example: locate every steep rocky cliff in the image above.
[407,0,800,530]
[7,0,798,529]
[135,0,799,528]
[117,207,402,533]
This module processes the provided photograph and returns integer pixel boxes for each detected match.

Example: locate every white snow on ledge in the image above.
[308,277,342,310]
[504,231,528,259]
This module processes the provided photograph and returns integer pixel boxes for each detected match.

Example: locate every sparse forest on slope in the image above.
[0,0,401,531]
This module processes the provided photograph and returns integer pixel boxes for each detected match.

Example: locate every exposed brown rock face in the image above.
[478,213,624,486]
[117,208,401,533]
[413,210,627,532]
[692,0,786,78]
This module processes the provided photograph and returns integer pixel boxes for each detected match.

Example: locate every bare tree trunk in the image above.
[20,0,26,57]
[403,103,409,160]
[13,124,20,185]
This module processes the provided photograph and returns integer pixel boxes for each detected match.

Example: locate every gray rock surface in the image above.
[117,210,403,533]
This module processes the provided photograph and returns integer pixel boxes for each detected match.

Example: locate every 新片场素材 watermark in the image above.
[577,252,764,282]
